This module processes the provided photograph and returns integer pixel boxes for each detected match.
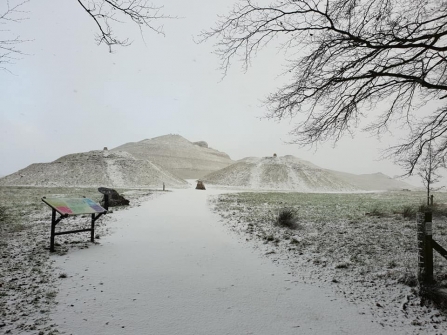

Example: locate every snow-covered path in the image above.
[50,188,391,335]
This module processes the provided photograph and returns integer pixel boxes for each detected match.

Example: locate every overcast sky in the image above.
[0,0,430,186]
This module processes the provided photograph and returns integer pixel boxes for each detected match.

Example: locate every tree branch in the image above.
[203,0,447,175]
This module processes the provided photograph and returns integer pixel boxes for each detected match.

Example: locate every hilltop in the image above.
[111,134,234,179]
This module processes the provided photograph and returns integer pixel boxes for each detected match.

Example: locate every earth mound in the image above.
[111,134,234,179]
[0,150,188,188]
[202,155,414,192]
[202,155,357,192]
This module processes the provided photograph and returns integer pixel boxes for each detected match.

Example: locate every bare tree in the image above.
[76,0,171,52]
[0,0,29,72]
[416,131,445,206]
[0,0,170,71]
[202,0,447,175]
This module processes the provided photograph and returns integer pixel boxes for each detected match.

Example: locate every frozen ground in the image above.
[210,190,447,334]
[50,186,393,335]
[0,187,157,334]
[2,185,446,334]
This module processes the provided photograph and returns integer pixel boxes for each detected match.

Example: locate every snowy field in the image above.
[210,190,447,333]
[1,185,447,334]
[0,186,158,334]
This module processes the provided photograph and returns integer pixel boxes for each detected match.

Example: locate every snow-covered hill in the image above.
[202,155,357,192]
[202,155,414,192]
[111,134,234,179]
[0,150,188,188]
[1,135,415,192]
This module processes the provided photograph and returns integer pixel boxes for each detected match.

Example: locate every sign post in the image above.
[42,197,107,252]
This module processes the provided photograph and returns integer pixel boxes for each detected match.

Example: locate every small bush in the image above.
[265,234,275,241]
[45,290,57,299]
[275,208,301,230]
[398,273,418,287]
[402,205,416,219]
[335,262,350,269]
[366,205,387,217]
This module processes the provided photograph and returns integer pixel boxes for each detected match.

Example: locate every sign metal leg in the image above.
[91,213,95,242]
[50,209,56,252]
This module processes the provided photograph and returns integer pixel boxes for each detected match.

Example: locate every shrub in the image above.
[265,234,275,241]
[402,205,416,220]
[397,272,418,287]
[335,262,350,269]
[275,208,301,230]
[366,205,387,217]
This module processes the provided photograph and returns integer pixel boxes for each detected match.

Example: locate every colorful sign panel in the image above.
[42,197,106,215]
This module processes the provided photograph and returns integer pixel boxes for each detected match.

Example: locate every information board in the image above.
[42,197,106,215]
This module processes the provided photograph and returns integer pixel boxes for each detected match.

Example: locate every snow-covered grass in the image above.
[210,190,447,333]
[0,186,160,334]
[3,185,447,334]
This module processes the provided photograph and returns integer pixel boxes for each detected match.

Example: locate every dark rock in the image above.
[193,141,208,148]
[98,187,130,207]
[196,180,206,190]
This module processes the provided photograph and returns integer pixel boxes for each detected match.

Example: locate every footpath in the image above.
[50,188,391,335]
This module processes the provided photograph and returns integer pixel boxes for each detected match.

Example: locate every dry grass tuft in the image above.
[402,205,417,220]
[275,208,301,230]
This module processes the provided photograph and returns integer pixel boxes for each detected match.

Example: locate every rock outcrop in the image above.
[193,141,208,148]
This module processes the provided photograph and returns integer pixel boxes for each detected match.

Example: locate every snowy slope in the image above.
[0,150,188,188]
[202,155,414,192]
[203,155,358,192]
[111,134,234,179]
[329,170,413,191]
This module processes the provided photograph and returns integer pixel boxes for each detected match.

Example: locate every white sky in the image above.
[0,0,430,186]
